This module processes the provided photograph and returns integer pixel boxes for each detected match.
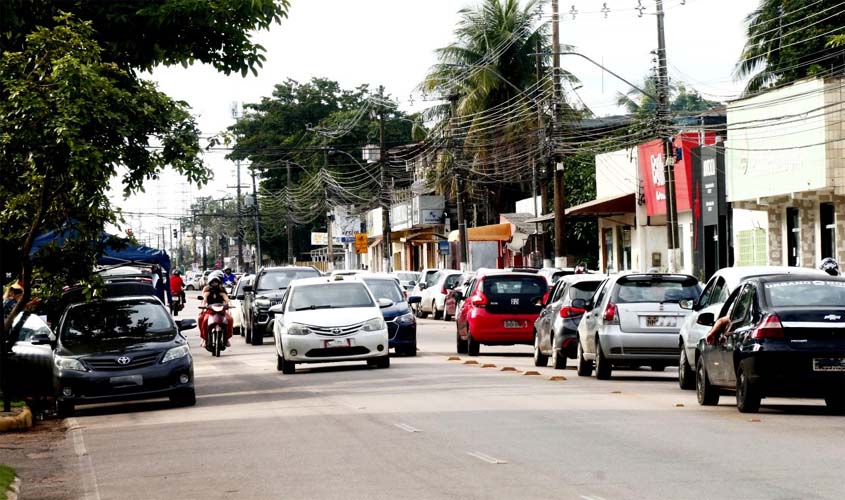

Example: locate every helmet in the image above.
[172,269,181,276]
[224,267,232,273]
[208,270,225,284]
[819,257,840,276]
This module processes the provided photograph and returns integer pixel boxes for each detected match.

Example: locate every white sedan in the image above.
[270,276,391,374]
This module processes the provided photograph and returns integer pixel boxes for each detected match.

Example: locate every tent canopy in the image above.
[448,223,512,242]
[29,227,171,273]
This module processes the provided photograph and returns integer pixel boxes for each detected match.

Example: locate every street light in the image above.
[530,50,657,100]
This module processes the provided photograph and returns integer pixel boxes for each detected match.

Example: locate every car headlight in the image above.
[362,317,387,332]
[255,298,271,308]
[161,345,190,364]
[54,356,86,372]
[395,312,415,325]
[287,323,310,336]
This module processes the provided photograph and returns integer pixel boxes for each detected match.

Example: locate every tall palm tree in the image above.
[735,0,845,94]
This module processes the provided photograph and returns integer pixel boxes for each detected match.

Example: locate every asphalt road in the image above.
[37,297,845,500]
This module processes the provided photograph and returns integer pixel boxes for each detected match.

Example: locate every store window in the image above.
[786,207,800,267]
[820,203,836,259]
[617,226,632,271]
[603,228,615,273]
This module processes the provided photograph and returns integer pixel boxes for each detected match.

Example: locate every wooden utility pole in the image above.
[286,160,294,264]
[251,167,262,269]
[378,86,391,273]
[552,0,567,268]
[656,0,680,272]
[449,93,469,271]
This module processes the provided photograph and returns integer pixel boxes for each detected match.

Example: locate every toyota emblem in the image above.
[332,328,341,334]
[116,356,131,365]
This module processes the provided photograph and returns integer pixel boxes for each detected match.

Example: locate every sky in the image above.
[109,0,760,247]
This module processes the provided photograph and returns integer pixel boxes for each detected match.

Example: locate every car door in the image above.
[579,279,609,354]
[683,276,724,356]
[718,283,757,387]
[456,278,477,337]
[539,281,566,352]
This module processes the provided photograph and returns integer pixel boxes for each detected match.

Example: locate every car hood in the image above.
[57,335,180,357]
[255,290,285,301]
[380,302,412,320]
[287,308,382,327]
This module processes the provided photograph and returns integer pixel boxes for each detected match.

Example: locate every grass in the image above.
[0,465,16,500]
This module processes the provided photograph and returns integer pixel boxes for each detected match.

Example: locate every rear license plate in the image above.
[645,316,677,327]
[324,338,353,348]
[504,320,524,329]
[813,358,845,372]
[110,375,143,386]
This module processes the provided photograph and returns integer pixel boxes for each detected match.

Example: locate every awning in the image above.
[368,236,383,247]
[566,193,635,216]
[447,223,512,242]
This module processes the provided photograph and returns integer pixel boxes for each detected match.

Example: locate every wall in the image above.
[595,148,639,199]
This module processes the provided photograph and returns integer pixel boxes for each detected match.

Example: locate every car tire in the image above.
[416,306,428,319]
[824,392,845,414]
[251,325,263,346]
[280,353,296,374]
[679,347,695,390]
[186,284,194,291]
[533,332,548,367]
[170,388,197,407]
[245,321,253,344]
[400,344,417,357]
[56,400,75,418]
[595,340,612,380]
[443,311,452,321]
[736,369,761,413]
[576,341,592,377]
[375,355,390,369]
[467,330,480,356]
[552,340,567,370]
[233,326,241,337]
[696,356,720,406]
[432,302,442,320]
[456,331,468,354]
[651,364,666,372]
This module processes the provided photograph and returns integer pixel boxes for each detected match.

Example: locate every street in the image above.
[38,296,845,500]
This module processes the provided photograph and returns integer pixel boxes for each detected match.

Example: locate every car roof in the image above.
[68,295,162,308]
[475,268,548,279]
[357,274,400,282]
[557,274,606,284]
[290,276,371,287]
[262,266,320,273]
[712,266,825,286]
[754,273,845,284]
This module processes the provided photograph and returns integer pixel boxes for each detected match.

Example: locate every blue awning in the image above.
[30,227,171,273]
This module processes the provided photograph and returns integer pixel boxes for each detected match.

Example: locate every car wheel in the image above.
[533,332,548,367]
[416,305,428,319]
[400,344,417,357]
[170,388,196,407]
[594,340,612,380]
[375,355,390,369]
[651,364,666,372]
[432,302,443,320]
[279,352,296,374]
[456,331,468,354]
[552,340,567,370]
[245,321,253,343]
[679,347,695,390]
[696,356,720,406]
[233,326,241,337]
[251,325,263,346]
[186,284,194,291]
[824,392,845,414]
[443,311,452,321]
[467,329,480,356]
[576,341,592,377]
[56,400,75,418]
[736,369,761,413]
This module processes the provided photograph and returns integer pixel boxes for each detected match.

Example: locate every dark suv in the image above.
[242,266,321,345]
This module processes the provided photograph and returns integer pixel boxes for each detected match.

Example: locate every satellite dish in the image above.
[507,232,528,252]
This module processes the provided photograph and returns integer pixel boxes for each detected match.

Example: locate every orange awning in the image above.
[447,223,512,242]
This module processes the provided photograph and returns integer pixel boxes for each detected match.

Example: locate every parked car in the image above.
[538,267,576,285]
[417,270,463,320]
[270,276,391,373]
[230,274,253,337]
[184,272,203,291]
[391,271,421,292]
[52,296,197,416]
[454,270,549,356]
[8,312,55,401]
[410,268,441,316]
[533,274,605,369]
[696,274,845,413]
[445,272,475,320]
[576,273,700,379]
[242,266,322,345]
[676,266,824,390]
[359,275,419,356]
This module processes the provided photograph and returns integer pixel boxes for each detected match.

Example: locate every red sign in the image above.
[638,133,717,216]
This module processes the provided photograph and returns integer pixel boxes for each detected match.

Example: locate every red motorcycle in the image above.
[199,303,230,357]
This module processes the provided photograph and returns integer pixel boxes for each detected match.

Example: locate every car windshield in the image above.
[765,280,845,307]
[363,279,404,303]
[613,277,700,303]
[290,283,375,311]
[257,269,320,291]
[61,301,174,345]
[570,281,601,301]
[396,272,419,282]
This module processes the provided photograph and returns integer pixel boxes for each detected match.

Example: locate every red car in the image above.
[455,270,549,356]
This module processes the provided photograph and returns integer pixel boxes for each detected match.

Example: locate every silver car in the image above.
[576,273,700,379]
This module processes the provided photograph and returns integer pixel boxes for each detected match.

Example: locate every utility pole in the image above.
[324,152,334,271]
[551,0,567,268]
[449,93,469,272]
[378,86,391,273]
[236,158,244,272]
[286,160,294,264]
[656,0,680,272]
[201,199,208,270]
[251,167,262,269]
[534,37,546,268]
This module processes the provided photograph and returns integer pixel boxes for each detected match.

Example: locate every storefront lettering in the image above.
[703,158,716,177]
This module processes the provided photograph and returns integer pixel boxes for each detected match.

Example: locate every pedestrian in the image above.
[3,282,24,320]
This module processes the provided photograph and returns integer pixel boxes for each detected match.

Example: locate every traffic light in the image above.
[173,229,178,238]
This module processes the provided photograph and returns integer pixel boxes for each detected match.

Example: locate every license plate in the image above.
[813,358,845,372]
[324,338,353,348]
[110,375,143,386]
[504,320,524,329]
[645,316,677,327]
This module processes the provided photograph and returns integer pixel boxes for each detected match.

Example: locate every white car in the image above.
[676,265,825,390]
[270,276,391,374]
[409,268,440,312]
[230,274,253,336]
[417,269,463,320]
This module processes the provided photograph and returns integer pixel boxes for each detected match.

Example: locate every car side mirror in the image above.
[243,285,253,293]
[679,299,694,310]
[30,332,54,345]
[418,283,428,290]
[407,295,422,305]
[177,319,197,331]
[377,298,394,308]
[571,298,587,309]
[697,312,715,327]
[408,281,416,287]
[583,301,594,312]
[268,304,285,314]
[532,296,545,306]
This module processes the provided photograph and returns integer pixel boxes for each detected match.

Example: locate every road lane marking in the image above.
[464,360,479,365]
[466,451,507,464]
[67,418,101,500]
[522,370,541,376]
[394,423,422,433]
[580,496,608,500]
[481,363,496,368]
[500,367,518,372]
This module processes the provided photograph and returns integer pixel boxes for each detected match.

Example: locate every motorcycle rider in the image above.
[169,269,185,312]
[199,271,233,347]
[819,257,840,277]
[222,267,236,287]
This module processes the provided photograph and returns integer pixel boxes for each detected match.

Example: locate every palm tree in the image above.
[735,0,845,94]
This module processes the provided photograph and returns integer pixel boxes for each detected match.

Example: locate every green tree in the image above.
[616,75,719,118]
[736,0,845,94]
[0,15,210,333]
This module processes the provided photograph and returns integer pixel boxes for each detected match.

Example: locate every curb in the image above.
[0,407,33,433]
[7,476,21,500]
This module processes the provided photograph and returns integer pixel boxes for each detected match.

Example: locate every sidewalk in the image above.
[0,420,81,500]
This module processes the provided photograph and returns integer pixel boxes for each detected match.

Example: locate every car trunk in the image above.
[777,307,845,341]
[617,303,688,333]
[612,275,698,334]
[482,275,547,315]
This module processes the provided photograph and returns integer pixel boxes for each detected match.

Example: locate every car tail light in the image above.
[603,303,618,324]
[471,293,488,307]
[560,306,586,318]
[403,290,408,299]
[751,314,784,339]
[442,285,448,295]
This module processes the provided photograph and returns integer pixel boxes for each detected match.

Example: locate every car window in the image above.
[613,276,700,304]
[481,276,547,298]
[362,279,404,303]
[289,283,375,311]
[425,272,440,287]
[764,279,845,307]
[569,281,601,301]
[592,280,609,307]
[697,276,718,307]
[61,301,174,345]
[712,278,729,305]
[13,313,53,342]
[549,282,565,303]
[256,269,320,291]
[444,273,462,289]
[729,284,755,324]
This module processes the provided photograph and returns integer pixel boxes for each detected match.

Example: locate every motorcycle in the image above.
[170,294,183,316]
[199,303,230,357]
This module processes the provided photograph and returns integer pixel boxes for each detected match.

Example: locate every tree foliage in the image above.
[736,0,845,94]
[616,75,720,119]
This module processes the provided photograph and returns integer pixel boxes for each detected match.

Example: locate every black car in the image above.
[360,275,419,356]
[53,296,197,416]
[696,274,845,413]
[242,266,321,345]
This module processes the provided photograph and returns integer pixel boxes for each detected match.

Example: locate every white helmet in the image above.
[208,270,225,284]
[819,257,840,277]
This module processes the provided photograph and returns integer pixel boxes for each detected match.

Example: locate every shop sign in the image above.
[638,139,668,216]
[438,241,450,255]
[355,233,368,254]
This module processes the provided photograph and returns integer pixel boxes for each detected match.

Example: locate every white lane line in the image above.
[580,496,607,500]
[67,418,102,500]
[394,423,422,433]
[466,451,507,464]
